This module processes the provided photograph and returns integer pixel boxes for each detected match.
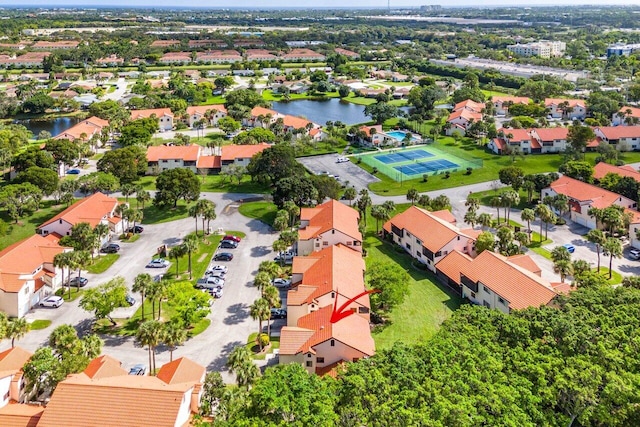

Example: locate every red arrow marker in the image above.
[330,288,380,323]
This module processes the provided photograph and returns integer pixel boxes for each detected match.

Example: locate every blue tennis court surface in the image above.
[374,149,433,164]
[394,159,459,175]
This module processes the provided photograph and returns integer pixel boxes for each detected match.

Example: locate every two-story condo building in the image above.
[186,104,227,128]
[130,108,174,132]
[297,200,362,255]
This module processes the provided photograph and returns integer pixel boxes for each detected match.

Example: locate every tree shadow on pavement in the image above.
[224,303,249,325]
[207,339,243,372]
[251,246,272,258]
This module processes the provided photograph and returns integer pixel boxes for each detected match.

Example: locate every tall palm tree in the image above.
[262,285,280,338]
[502,190,520,223]
[188,203,201,236]
[145,281,161,320]
[136,189,151,210]
[132,273,153,321]
[553,259,573,282]
[253,272,272,293]
[155,279,169,320]
[162,322,187,362]
[183,235,199,280]
[343,187,357,207]
[603,237,623,280]
[521,208,535,234]
[257,261,281,280]
[53,252,73,298]
[464,211,478,229]
[169,245,186,277]
[199,200,216,236]
[249,298,270,351]
[128,209,143,233]
[586,229,606,272]
[370,205,391,233]
[72,251,91,290]
[477,213,493,230]
[136,320,163,374]
[7,318,30,348]
[227,346,259,388]
[490,196,503,224]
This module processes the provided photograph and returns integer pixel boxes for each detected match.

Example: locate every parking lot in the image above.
[297,153,380,192]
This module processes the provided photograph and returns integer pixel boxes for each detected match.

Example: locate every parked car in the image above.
[223,235,242,243]
[146,258,169,268]
[65,168,81,175]
[100,243,120,253]
[206,270,226,279]
[207,264,228,274]
[336,157,349,163]
[271,308,287,319]
[220,240,238,249]
[210,287,223,298]
[125,295,136,306]
[213,252,233,261]
[630,248,640,260]
[205,276,225,287]
[563,244,575,254]
[274,252,295,262]
[68,277,88,287]
[40,295,64,308]
[127,225,144,233]
[196,279,224,290]
[128,364,146,375]
[272,278,292,288]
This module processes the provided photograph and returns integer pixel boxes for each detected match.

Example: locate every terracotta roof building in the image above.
[52,116,108,142]
[593,162,640,183]
[436,250,558,313]
[287,244,368,326]
[613,106,640,126]
[38,356,206,427]
[195,50,242,63]
[0,403,43,427]
[491,95,531,115]
[146,144,201,174]
[160,51,191,64]
[150,39,181,48]
[37,192,122,238]
[0,235,69,317]
[544,98,587,119]
[279,305,374,376]
[220,143,270,169]
[280,48,326,61]
[335,47,360,59]
[595,126,640,151]
[130,108,174,131]
[0,346,32,407]
[245,49,278,61]
[542,175,637,229]
[32,41,79,50]
[297,199,362,255]
[383,206,476,274]
[186,104,227,128]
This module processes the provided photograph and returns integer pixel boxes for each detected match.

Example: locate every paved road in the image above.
[1,193,277,383]
[103,77,128,102]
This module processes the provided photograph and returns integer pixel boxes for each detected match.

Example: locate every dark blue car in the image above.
[563,244,575,253]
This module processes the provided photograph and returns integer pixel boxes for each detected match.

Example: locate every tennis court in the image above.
[394,159,459,176]
[355,145,482,182]
[375,149,433,164]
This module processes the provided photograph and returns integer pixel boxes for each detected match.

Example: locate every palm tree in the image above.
[553,259,573,282]
[7,318,30,348]
[169,245,186,277]
[464,211,477,229]
[465,195,479,213]
[514,231,530,250]
[155,279,170,320]
[535,204,555,242]
[249,298,270,351]
[183,235,199,280]
[145,281,161,320]
[356,189,371,226]
[257,261,281,280]
[282,201,300,227]
[227,346,259,389]
[272,240,288,267]
[521,208,535,234]
[115,203,129,230]
[572,259,590,277]
[162,322,187,362]
[262,285,280,337]
[253,272,272,293]
[417,195,431,208]
[72,251,91,290]
[120,183,135,202]
[227,345,252,374]
[343,187,357,206]
[522,180,536,204]
[586,229,606,272]
[128,209,143,233]
[188,203,202,236]
[136,189,151,210]
[370,205,391,233]
[490,196,502,224]
[136,320,163,374]
[603,237,623,279]
[53,252,73,298]
[202,200,217,236]
[406,188,419,205]
[551,246,572,264]
[501,190,520,223]
[478,213,493,230]
[132,273,153,321]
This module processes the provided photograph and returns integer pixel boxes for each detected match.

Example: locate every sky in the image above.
[3,0,640,8]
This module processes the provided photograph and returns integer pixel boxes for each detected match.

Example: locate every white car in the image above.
[207,264,228,274]
[146,258,170,268]
[272,278,292,288]
[630,248,640,260]
[206,276,225,287]
[206,270,226,279]
[40,295,64,308]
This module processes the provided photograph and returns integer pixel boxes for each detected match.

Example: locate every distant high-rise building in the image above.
[606,43,640,58]
[420,5,442,11]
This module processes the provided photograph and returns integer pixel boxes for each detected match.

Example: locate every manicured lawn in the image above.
[200,95,226,105]
[246,332,280,360]
[295,138,349,157]
[363,202,462,349]
[30,319,52,330]
[238,201,278,226]
[121,233,141,243]
[56,286,84,302]
[597,267,623,285]
[86,254,120,274]
[119,197,190,225]
[201,174,270,194]
[0,200,70,250]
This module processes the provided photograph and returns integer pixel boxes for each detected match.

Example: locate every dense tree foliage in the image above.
[154,168,201,207]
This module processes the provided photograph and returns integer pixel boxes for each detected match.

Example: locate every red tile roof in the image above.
[383,206,474,254]
[533,127,568,141]
[492,96,530,105]
[186,104,227,115]
[447,109,483,123]
[507,254,542,276]
[299,199,362,242]
[548,175,629,209]
[594,162,640,183]
[618,106,640,118]
[453,99,485,113]
[0,404,44,427]
[359,125,383,137]
[82,355,126,380]
[597,126,640,140]
[39,192,118,229]
[280,306,374,356]
[0,347,32,373]
[500,128,531,142]
[221,143,270,161]
[130,108,173,120]
[0,236,67,293]
[146,144,200,162]
[287,245,366,306]
[282,115,313,129]
[157,357,206,385]
[196,155,221,169]
[544,98,586,108]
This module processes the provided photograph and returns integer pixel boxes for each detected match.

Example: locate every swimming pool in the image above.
[386,130,418,141]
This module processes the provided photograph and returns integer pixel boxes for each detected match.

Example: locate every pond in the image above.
[14,117,81,137]
[271,98,369,126]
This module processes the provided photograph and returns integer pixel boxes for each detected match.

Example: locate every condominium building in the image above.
[507,41,566,58]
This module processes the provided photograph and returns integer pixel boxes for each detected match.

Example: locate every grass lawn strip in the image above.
[29,319,52,330]
[0,199,69,250]
[238,201,278,226]
[85,254,120,274]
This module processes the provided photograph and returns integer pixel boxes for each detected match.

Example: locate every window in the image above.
[416,252,421,258]
[315,243,320,247]
[332,230,335,234]
[306,361,312,367]
[317,357,325,363]
[435,251,442,257]
[323,241,328,246]
[358,307,370,314]
[347,241,352,245]
[59,219,62,224]
[483,286,491,294]
[307,354,312,358]
[416,239,422,246]
[498,297,506,305]
[330,340,335,347]
[457,236,460,240]
[405,243,411,250]
[331,292,335,299]
[471,292,476,298]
